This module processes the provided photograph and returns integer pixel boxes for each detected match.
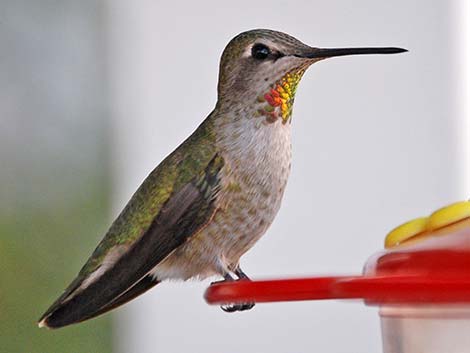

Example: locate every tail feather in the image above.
[38,275,160,329]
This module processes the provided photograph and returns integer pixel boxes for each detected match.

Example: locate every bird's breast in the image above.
[211,116,292,262]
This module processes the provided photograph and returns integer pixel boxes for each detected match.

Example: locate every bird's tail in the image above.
[38,275,160,329]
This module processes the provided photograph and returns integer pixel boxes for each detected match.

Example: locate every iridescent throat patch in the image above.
[256,69,306,124]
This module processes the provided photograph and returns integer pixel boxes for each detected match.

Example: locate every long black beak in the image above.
[297,47,407,59]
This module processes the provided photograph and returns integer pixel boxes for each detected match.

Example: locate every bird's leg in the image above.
[234,266,250,280]
[210,273,235,286]
[220,265,255,313]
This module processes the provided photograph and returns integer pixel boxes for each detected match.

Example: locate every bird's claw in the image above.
[215,265,255,312]
[221,302,255,313]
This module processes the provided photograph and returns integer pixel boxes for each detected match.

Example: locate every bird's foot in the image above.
[216,266,256,313]
[221,302,255,312]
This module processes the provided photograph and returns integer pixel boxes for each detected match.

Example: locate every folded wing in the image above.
[39,120,223,328]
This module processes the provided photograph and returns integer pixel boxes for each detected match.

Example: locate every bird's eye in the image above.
[251,43,270,60]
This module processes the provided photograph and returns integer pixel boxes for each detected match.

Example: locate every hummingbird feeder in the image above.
[205,201,470,353]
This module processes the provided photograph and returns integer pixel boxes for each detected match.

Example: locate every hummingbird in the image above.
[38,29,406,328]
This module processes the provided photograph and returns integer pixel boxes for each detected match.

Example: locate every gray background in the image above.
[0,2,112,352]
[106,1,469,353]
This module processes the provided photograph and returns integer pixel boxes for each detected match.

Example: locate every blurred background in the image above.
[1,1,468,352]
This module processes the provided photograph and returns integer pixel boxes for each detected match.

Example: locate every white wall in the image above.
[107,1,468,352]
[458,0,470,196]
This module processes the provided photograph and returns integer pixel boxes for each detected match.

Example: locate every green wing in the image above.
[39,117,223,328]
[86,118,219,273]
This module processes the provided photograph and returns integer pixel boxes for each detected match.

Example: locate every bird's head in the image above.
[217,29,406,124]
